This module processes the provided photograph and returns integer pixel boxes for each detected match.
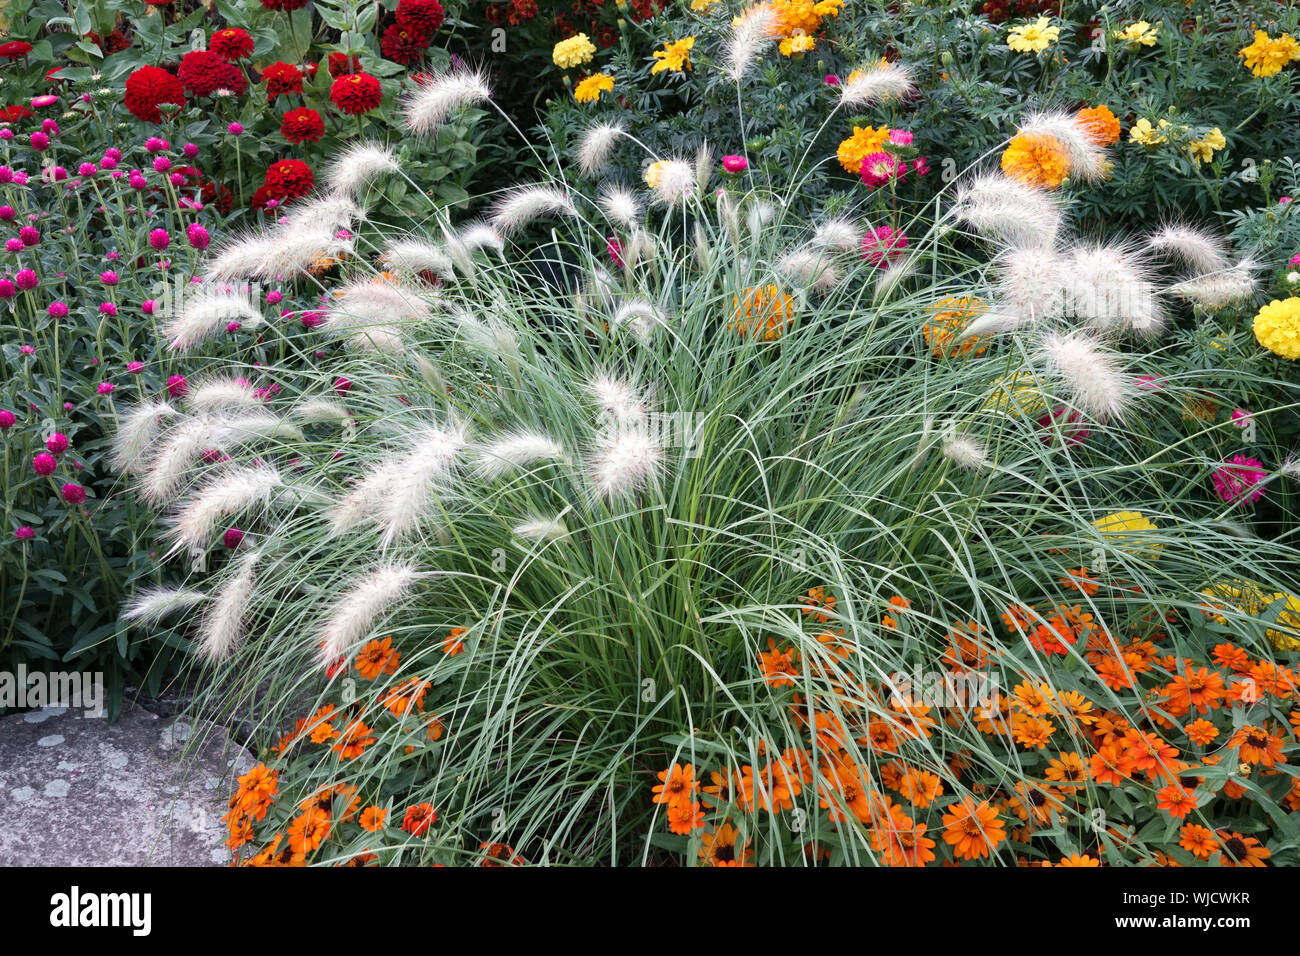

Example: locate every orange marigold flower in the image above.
[923,296,988,359]
[1000,131,1069,189]
[941,796,1006,860]
[652,762,696,807]
[1075,104,1120,145]
[355,635,401,680]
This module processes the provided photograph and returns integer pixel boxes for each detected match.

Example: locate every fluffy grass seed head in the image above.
[577,121,624,176]
[327,142,399,196]
[840,60,915,109]
[490,185,578,235]
[320,562,420,666]
[402,67,492,134]
[1038,330,1131,421]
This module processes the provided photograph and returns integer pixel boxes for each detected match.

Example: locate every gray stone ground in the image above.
[0,704,254,866]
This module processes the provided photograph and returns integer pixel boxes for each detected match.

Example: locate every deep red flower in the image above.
[199,179,234,213]
[401,803,438,836]
[380,23,431,65]
[396,0,445,34]
[210,28,254,61]
[261,159,314,204]
[0,104,34,123]
[177,50,248,97]
[329,72,383,115]
[280,107,325,144]
[260,0,309,9]
[326,52,362,78]
[261,61,305,99]
[0,41,33,60]
[484,3,504,25]
[84,30,131,55]
[506,0,537,25]
[124,65,186,123]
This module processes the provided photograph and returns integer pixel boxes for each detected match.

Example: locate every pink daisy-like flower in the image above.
[888,129,913,146]
[722,154,748,174]
[860,151,905,189]
[1212,454,1267,506]
[860,226,909,269]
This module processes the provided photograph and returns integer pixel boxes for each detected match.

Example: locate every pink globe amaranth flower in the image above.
[0,130,11,141]
[153,156,172,173]
[41,118,60,136]
[187,223,210,250]
[99,301,118,316]
[266,290,283,305]
[168,172,184,187]
[824,74,841,86]
[29,132,49,151]
[1231,408,1253,427]
[100,156,118,171]
[606,236,623,268]
[1213,455,1267,505]
[722,154,748,174]
[47,301,68,318]
[45,432,69,454]
[12,171,28,186]
[144,137,169,153]
[1036,406,1091,446]
[333,376,353,395]
[77,162,96,177]
[20,344,34,355]
[300,310,324,329]
[166,374,188,398]
[100,270,119,285]
[32,94,57,109]
[860,151,905,189]
[1290,253,1300,267]
[0,409,14,429]
[223,527,244,549]
[62,401,73,411]
[1280,196,1293,205]
[0,166,12,184]
[860,226,909,268]
[0,205,14,220]
[106,251,120,260]
[149,228,170,250]
[4,238,22,253]
[129,173,147,191]
[227,122,244,135]
[226,321,241,332]
[0,280,14,299]
[18,225,38,246]
[61,482,86,505]
[127,360,144,374]
[14,525,34,540]
[48,166,68,182]
[183,142,198,159]
[32,452,56,476]
[141,299,157,315]
[104,147,122,163]
[97,381,115,395]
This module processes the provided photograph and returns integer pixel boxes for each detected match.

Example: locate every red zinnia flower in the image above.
[326,52,362,78]
[380,24,431,65]
[401,802,438,836]
[329,72,383,115]
[210,28,254,61]
[261,61,306,100]
[280,107,325,144]
[124,65,186,124]
[260,159,315,205]
[177,50,248,97]
[0,105,34,123]
[0,41,33,59]
[396,0,445,34]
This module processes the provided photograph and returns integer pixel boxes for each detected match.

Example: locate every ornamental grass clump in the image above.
[116,66,1300,867]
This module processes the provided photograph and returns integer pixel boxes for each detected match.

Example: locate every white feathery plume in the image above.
[695,141,714,195]
[112,400,177,475]
[513,515,568,541]
[327,142,398,196]
[327,279,432,341]
[590,427,663,500]
[1038,331,1131,422]
[402,67,491,134]
[382,239,456,281]
[746,201,775,237]
[725,5,778,81]
[995,245,1067,323]
[476,432,567,478]
[490,185,577,235]
[1063,242,1164,335]
[205,231,274,281]
[217,411,304,446]
[612,300,668,341]
[1146,224,1228,274]
[414,352,447,395]
[717,190,740,247]
[188,377,258,413]
[376,424,468,547]
[197,550,258,662]
[437,222,476,278]
[941,429,991,471]
[1019,110,1109,183]
[955,173,1063,247]
[167,465,283,557]
[458,222,504,256]
[1167,261,1258,308]
[872,256,916,300]
[810,218,863,253]
[320,563,419,665]
[123,587,207,626]
[1279,456,1300,481]
[453,308,520,361]
[590,374,648,426]
[649,159,696,205]
[164,289,262,350]
[600,187,641,229]
[252,225,352,281]
[623,229,656,269]
[840,61,914,109]
[694,222,711,272]
[779,248,841,293]
[278,194,364,236]
[577,121,624,176]
[956,307,1030,340]
[294,397,356,442]
[139,416,216,506]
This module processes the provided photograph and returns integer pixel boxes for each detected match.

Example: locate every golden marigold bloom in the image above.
[1000,131,1068,189]
[359,805,388,831]
[1186,127,1226,164]
[1253,297,1300,360]
[923,296,988,358]
[941,796,1006,860]
[552,33,596,69]
[1075,104,1120,146]
[835,124,890,174]
[574,72,615,104]
[643,158,669,188]
[778,33,816,56]
[1239,30,1300,78]
[698,823,753,866]
[355,635,401,680]
[1113,21,1159,47]
[650,36,695,75]
[731,284,796,339]
[1007,17,1059,54]
[1128,116,1170,145]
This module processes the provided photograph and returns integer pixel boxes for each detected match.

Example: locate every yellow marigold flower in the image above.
[553,33,597,69]
[923,297,988,358]
[1253,297,1300,359]
[730,284,796,339]
[1186,127,1226,164]
[574,72,615,104]
[982,372,1047,416]
[1093,510,1162,558]
[1075,104,1120,146]
[1239,30,1300,78]
[1000,131,1068,189]
[690,0,720,9]
[1129,117,1168,146]
[651,36,695,75]
[835,124,890,174]
[1113,21,1159,47]
[1007,17,1059,54]
[771,0,841,37]
[779,33,817,56]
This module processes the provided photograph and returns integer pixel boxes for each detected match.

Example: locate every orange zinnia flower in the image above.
[360,806,388,831]
[287,807,331,858]
[1044,751,1087,786]
[401,802,438,836]
[1216,830,1270,867]
[897,768,943,808]
[331,718,377,760]
[698,823,753,867]
[941,797,1006,860]
[1184,718,1219,747]
[1163,666,1226,716]
[443,626,467,657]
[1178,823,1217,860]
[1089,742,1134,785]
[1057,852,1101,867]
[757,638,799,688]
[355,635,401,680]
[1156,783,1197,819]
[1228,724,1286,768]
[652,762,696,807]
[666,799,705,835]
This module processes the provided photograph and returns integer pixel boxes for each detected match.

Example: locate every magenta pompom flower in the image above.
[14,525,34,540]
[0,409,15,429]
[187,223,210,250]
[860,151,905,189]
[100,270,120,285]
[223,527,245,548]
[33,451,57,476]
[166,374,188,398]
[15,268,38,290]
[606,236,623,268]
[61,482,86,505]
[127,361,144,374]
[722,155,748,174]
[1212,455,1267,506]
[45,432,69,454]
[1036,406,1091,447]
[333,376,353,395]
[860,226,909,269]
[48,301,68,318]
[97,382,115,395]
[149,228,171,250]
